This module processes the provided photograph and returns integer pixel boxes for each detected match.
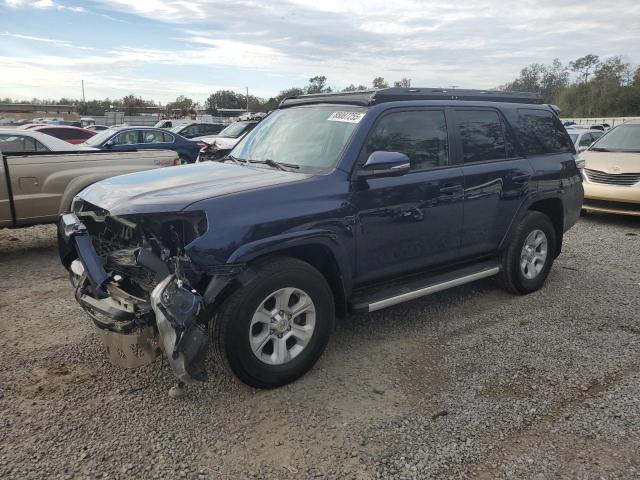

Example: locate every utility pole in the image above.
[246,86,249,113]
[81,80,85,102]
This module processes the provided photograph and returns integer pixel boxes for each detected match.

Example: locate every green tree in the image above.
[166,95,197,116]
[264,87,305,110]
[121,94,148,115]
[342,84,367,92]
[570,54,600,83]
[372,77,389,89]
[393,78,411,88]
[204,90,245,113]
[305,76,332,94]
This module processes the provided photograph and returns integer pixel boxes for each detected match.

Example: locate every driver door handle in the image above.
[439,183,463,194]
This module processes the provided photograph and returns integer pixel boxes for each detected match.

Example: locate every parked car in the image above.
[170,122,227,139]
[154,119,191,129]
[0,128,97,153]
[82,127,201,163]
[59,87,582,389]
[18,123,48,130]
[32,125,97,144]
[567,129,603,152]
[581,121,640,216]
[86,125,110,131]
[195,121,259,161]
[1,147,179,228]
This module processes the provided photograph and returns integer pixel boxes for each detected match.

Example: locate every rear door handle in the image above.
[439,183,463,194]
[512,174,531,184]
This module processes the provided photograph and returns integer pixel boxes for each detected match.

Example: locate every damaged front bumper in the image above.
[59,213,209,383]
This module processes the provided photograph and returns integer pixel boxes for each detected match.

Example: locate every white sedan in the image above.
[566,129,604,152]
[0,128,98,154]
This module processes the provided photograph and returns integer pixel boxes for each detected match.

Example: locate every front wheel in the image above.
[498,211,557,294]
[211,257,335,388]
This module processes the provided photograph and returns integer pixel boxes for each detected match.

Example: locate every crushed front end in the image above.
[58,199,212,383]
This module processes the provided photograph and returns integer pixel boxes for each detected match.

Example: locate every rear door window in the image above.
[455,110,516,163]
[113,130,139,145]
[514,109,573,155]
[361,110,449,172]
[142,130,165,143]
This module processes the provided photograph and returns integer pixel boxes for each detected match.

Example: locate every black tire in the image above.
[211,256,335,388]
[179,155,189,165]
[498,211,557,294]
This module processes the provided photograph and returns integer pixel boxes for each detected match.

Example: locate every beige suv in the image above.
[581,121,640,216]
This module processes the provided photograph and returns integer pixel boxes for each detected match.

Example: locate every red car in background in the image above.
[32,125,97,144]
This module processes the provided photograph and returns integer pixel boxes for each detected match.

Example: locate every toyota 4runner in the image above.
[59,88,583,389]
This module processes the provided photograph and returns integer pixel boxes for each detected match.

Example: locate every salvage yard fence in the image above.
[561,117,640,127]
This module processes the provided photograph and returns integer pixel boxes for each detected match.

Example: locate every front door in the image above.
[352,108,464,284]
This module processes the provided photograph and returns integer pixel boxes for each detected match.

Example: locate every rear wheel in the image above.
[211,257,335,388]
[498,211,557,294]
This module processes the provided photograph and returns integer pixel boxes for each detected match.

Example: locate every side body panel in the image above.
[0,156,13,226]
[6,150,177,226]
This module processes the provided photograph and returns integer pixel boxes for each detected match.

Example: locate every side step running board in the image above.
[352,265,500,313]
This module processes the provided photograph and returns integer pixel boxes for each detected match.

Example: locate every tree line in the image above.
[502,54,640,117]
[3,55,638,117]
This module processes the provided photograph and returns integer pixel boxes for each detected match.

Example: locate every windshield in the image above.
[590,124,640,152]
[232,105,366,173]
[219,122,251,138]
[83,129,115,146]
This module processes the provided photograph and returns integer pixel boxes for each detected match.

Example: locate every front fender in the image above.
[228,229,350,273]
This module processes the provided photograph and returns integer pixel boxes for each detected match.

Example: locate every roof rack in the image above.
[280,87,544,108]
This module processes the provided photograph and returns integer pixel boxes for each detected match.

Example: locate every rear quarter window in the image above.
[514,109,573,155]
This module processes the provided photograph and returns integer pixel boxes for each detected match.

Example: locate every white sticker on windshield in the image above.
[327,111,365,123]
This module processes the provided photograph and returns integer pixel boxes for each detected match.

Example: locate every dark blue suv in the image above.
[59,88,583,389]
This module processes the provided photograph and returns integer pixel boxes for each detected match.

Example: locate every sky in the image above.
[1,0,639,104]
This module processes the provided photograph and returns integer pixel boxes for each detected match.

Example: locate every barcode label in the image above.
[327,111,365,123]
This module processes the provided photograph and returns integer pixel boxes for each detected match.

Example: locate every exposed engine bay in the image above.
[60,198,212,384]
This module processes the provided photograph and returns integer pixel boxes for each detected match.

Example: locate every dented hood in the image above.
[78,161,308,215]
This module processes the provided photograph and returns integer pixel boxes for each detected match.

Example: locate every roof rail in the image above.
[280,87,544,108]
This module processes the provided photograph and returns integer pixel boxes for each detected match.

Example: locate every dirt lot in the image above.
[1,214,639,479]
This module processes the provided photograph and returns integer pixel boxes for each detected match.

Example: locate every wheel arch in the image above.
[528,198,564,257]
[206,232,352,319]
[500,196,565,258]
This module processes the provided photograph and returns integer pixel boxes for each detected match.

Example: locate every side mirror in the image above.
[358,151,410,178]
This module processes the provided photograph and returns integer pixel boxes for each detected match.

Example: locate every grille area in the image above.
[584,168,640,186]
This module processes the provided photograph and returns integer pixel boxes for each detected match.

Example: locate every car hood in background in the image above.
[193,135,240,149]
[78,161,309,215]
[582,150,640,174]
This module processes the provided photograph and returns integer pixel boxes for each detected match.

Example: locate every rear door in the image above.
[453,108,534,257]
[352,108,465,283]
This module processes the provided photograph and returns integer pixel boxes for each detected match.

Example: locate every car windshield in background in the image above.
[591,124,640,152]
[83,129,115,146]
[232,105,366,173]
[219,122,251,138]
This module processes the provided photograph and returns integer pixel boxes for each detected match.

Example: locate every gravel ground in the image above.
[0,213,639,479]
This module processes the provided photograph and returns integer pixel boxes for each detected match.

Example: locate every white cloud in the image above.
[2,0,640,101]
